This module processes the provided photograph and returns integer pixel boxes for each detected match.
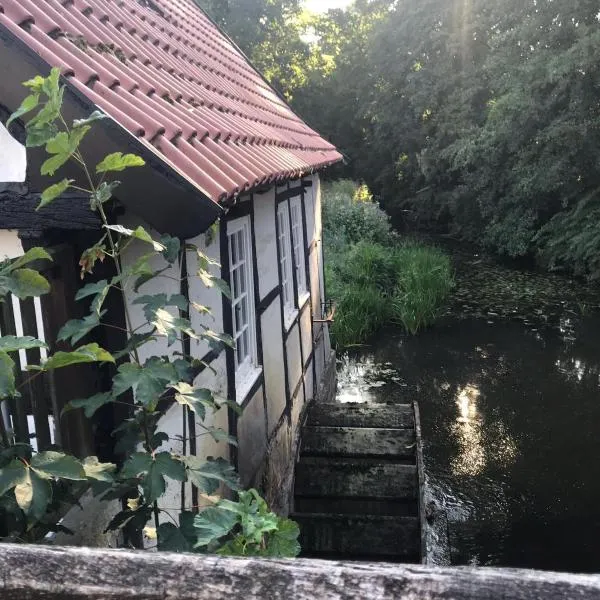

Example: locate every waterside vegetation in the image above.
[322,181,453,346]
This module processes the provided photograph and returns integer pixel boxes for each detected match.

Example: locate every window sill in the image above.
[298,291,310,310]
[284,307,298,332]
[235,365,263,405]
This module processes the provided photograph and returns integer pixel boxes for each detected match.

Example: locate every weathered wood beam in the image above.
[0,192,100,233]
[307,403,414,429]
[1,544,600,599]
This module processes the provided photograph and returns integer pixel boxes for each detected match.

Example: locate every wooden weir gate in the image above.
[293,400,427,562]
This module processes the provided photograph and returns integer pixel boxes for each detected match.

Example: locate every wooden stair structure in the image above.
[293,402,424,562]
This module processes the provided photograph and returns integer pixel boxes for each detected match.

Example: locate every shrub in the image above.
[322,179,396,248]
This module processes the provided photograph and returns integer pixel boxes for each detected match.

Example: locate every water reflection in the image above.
[450,384,517,478]
[451,384,485,476]
[336,353,404,403]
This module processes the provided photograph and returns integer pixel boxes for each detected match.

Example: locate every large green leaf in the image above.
[40,125,91,176]
[121,451,186,504]
[67,392,113,418]
[42,343,115,370]
[82,456,116,482]
[184,456,239,494]
[6,93,39,127]
[264,518,301,557]
[23,74,46,93]
[193,506,238,548]
[57,311,106,345]
[96,152,145,173]
[160,235,180,264]
[119,452,153,479]
[197,269,231,299]
[204,427,238,447]
[0,459,27,497]
[39,178,73,209]
[14,468,51,521]
[171,382,218,419]
[104,224,164,251]
[0,336,47,353]
[112,331,156,360]
[153,452,186,482]
[201,329,234,350]
[40,132,71,176]
[133,294,188,323]
[152,309,197,346]
[73,110,106,128]
[30,451,86,480]
[0,351,17,399]
[75,280,109,301]
[142,453,186,504]
[0,268,50,298]
[112,358,177,407]
[9,247,52,271]
[75,280,109,315]
[26,123,58,148]
[157,522,191,552]
[90,181,120,210]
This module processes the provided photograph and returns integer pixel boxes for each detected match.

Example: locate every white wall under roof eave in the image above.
[0,122,26,183]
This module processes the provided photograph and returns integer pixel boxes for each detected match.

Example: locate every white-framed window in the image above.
[227,216,260,401]
[277,202,296,326]
[290,196,308,304]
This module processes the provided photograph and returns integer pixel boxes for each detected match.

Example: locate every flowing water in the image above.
[335,241,600,572]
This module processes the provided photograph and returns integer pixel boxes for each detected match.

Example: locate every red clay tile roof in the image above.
[0,0,342,202]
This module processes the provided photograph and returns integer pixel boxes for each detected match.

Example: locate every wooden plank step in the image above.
[307,403,414,429]
[301,426,415,459]
[293,513,420,559]
[294,496,418,517]
[295,459,417,499]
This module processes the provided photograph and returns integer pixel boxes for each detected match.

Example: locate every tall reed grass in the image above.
[322,180,453,346]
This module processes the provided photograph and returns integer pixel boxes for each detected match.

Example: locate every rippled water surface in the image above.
[335,243,600,572]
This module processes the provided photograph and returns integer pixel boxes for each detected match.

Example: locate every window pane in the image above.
[241,295,248,325]
[236,337,242,366]
[230,231,237,265]
[235,302,242,331]
[240,264,247,294]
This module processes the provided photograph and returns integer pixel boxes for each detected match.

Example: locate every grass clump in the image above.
[322,180,454,346]
[391,245,454,335]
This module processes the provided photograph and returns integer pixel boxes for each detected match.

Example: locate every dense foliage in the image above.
[0,70,299,557]
[199,0,600,279]
[323,181,453,344]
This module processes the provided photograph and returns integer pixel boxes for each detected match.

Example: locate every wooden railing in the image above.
[0,243,105,458]
[0,544,599,599]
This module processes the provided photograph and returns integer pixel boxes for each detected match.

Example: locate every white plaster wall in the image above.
[186,229,226,368]
[0,229,24,259]
[285,323,302,399]
[304,359,315,404]
[304,179,316,247]
[236,387,267,486]
[260,299,286,436]
[309,243,322,326]
[0,122,26,183]
[253,188,279,299]
[300,305,312,370]
[312,175,332,357]
[119,215,229,524]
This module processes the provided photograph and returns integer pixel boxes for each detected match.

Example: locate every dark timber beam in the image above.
[0,192,100,233]
[1,544,600,599]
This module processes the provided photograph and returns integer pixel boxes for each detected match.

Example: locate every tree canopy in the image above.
[196,0,600,278]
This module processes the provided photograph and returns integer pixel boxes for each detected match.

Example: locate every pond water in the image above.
[335,241,600,572]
